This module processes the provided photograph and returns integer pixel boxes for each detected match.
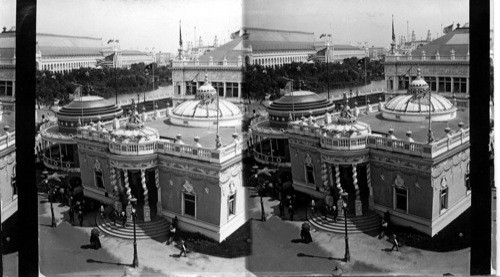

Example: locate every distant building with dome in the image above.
[250,71,470,236]
[384,24,469,104]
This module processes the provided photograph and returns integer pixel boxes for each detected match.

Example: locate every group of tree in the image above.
[242,57,384,103]
[36,63,172,107]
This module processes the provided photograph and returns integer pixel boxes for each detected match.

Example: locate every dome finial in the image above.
[204,73,209,84]
[416,68,421,79]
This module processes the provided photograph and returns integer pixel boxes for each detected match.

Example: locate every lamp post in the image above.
[130,197,139,268]
[341,192,350,262]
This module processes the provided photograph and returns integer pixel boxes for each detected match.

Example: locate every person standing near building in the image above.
[78,211,84,227]
[68,206,74,223]
[279,200,285,217]
[324,202,330,220]
[121,211,127,228]
[166,225,176,245]
[289,204,294,221]
[100,204,105,219]
[310,198,316,214]
[332,205,338,223]
[379,219,388,239]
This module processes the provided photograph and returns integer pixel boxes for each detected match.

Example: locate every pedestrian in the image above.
[391,234,399,251]
[324,203,330,220]
[260,196,266,222]
[166,225,176,245]
[59,187,65,204]
[172,216,179,230]
[69,206,74,223]
[304,228,312,243]
[310,198,316,214]
[384,210,391,226]
[289,204,294,221]
[178,239,187,257]
[378,219,388,239]
[112,209,118,226]
[286,195,292,206]
[78,211,84,227]
[332,205,338,223]
[121,211,127,228]
[50,204,56,227]
[279,200,285,217]
[68,196,74,207]
[90,233,101,250]
[100,204,105,219]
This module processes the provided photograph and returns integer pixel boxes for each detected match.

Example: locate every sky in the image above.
[1,0,242,53]
[0,0,487,52]
[244,0,470,48]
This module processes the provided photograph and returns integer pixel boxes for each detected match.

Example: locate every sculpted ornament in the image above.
[394,174,405,188]
[182,180,194,194]
[94,159,101,171]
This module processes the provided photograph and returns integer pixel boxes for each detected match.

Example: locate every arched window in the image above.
[393,175,408,213]
[182,180,196,217]
[440,177,448,212]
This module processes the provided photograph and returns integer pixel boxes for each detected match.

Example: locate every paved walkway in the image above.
[39,187,469,276]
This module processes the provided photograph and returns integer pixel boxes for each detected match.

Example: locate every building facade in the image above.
[250,73,470,236]
[0,29,16,111]
[384,26,469,98]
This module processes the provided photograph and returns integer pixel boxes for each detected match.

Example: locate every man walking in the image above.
[68,206,74,223]
[391,234,399,251]
[78,211,84,227]
[178,239,187,257]
[279,200,285,217]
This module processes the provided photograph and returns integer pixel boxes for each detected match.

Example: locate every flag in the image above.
[179,21,183,47]
[443,23,454,34]
[392,15,395,42]
[107,39,114,44]
[145,63,153,70]
[230,29,240,39]
[320,33,326,38]
[104,53,115,61]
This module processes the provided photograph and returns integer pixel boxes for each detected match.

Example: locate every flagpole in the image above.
[114,52,118,106]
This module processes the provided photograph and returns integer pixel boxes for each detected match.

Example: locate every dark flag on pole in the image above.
[144,63,153,71]
[392,15,396,42]
[107,39,114,44]
[179,21,183,47]
[443,23,454,34]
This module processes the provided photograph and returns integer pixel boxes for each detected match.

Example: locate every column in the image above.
[155,167,162,214]
[466,77,469,94]
[141,169,151,222]
[110,167,122,212]
[269,138,273,162]
[335,164,344,211]
[223,82,227,98]
[366,163,374,210]
[393,75,399,91]
[12,81,15,98]
[353,164,363,216]
[435,76,439,92]
[124,170,133,221]
[237,82,241,99]
[450,77,454,94]
[59,144,62,166]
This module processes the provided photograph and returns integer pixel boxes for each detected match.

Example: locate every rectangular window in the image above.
[424,77,437,91]
[438,77,444,92]
[453,77,467,93]
[226,82,239,98]
[5,81,12,97]
[444,77,451,92]
[395,187,408,212]
[306,165,315,185]
[228,193,236,216]
[94,171,105,189]
[0,81,6,96]
[186,81,197,96]
[388,79,393,90]
[184,193,196,217]
[440,188,448,210]
[213,82,224,97]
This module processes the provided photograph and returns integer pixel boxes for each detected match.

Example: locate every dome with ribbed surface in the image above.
[381,68,457,122]
[170,76,243,128]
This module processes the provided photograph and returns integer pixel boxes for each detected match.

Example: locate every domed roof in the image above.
[172,76,242,121]
[384,93,454,113]
[57,95,122,117]
[268,90,335,128]
[384,69,454,113]
[196,74,217,100]
[272,90,324,104]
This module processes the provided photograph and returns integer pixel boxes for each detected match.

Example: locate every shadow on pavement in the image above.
[81,244,94,249]
[381,248,393,252]
[291,239,306,244]
[297,252,344,261]
[86,258,131,267]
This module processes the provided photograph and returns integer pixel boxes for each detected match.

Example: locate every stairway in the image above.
[307,210,381,234]
[96,215,170,240]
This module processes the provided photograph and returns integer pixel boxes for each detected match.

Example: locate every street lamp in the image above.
[130,197,139,267]
[341,192,350,262]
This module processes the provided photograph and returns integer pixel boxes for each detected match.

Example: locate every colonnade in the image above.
[252,54,309,68]
[111,166,161,223]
